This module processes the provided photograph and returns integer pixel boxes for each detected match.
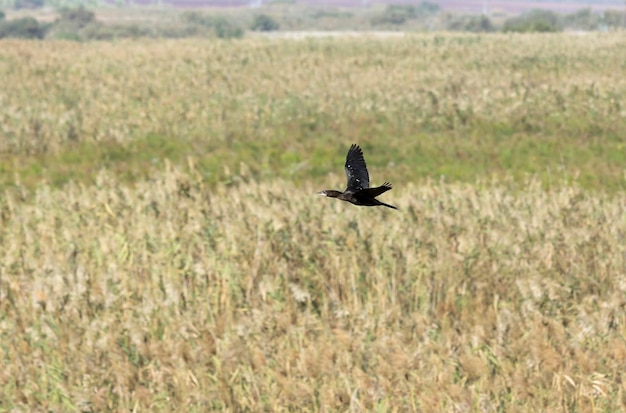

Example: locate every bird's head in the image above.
[316,190,342,198]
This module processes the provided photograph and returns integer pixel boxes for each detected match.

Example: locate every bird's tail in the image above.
[378,201,398,210]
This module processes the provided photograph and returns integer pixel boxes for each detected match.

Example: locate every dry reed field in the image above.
[1,34,626,411]
[2,170,626,411]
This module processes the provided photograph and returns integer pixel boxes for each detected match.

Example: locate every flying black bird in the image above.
[317,144,398,210]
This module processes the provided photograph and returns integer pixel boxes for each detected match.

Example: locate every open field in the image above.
[1,34,626,411]
[2,34,626,190]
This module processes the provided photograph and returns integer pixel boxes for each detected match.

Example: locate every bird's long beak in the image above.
[316,191,326,196]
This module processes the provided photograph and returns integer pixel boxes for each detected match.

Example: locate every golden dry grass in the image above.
[2,35,626,187]
[1,164,626,411]
[2,34,626,155]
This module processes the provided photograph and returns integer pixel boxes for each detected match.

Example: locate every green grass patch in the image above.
[2,126,625,193]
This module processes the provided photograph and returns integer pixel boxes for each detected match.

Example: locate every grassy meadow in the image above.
[1,33,626,411]
[2,34,626,190]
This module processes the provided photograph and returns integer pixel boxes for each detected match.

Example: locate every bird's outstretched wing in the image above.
[344,144,370,192]
[360,182,392,198]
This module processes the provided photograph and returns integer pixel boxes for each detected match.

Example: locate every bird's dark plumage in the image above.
[318,144,397,210]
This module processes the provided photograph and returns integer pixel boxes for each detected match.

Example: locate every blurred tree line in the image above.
[0,4,624,40]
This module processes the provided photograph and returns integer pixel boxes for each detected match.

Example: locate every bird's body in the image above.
[317,144,397,210]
